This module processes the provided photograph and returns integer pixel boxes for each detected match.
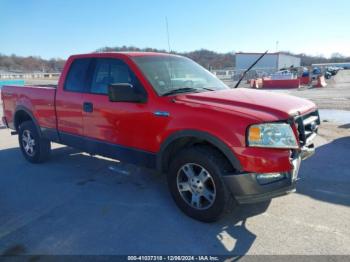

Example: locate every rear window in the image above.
[64,58,92,92]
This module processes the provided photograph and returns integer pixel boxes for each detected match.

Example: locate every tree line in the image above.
[0,54,65,73]
[1,47,349,73]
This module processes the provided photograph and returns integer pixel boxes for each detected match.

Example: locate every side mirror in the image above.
[108,83,147,103]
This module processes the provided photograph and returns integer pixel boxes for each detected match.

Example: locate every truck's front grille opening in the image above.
[295,110,320,146]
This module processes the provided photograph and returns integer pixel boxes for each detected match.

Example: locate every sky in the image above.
[1,0,349,59]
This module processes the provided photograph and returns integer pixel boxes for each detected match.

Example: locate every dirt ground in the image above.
[317,122,349,145]
[224,70,350,111]
[270,70,350,110]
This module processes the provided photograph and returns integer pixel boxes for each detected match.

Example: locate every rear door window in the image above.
[64,58,92,92]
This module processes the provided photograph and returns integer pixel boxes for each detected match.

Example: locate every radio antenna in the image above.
[234,50,268,88]
[165,16,174,89]
[165,16,171,53]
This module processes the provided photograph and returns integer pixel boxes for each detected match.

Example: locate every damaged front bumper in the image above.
[224,145,314,204]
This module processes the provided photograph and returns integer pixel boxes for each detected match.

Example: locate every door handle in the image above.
[83,102,93,113]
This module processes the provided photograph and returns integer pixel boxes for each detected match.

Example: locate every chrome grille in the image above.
[295,110,320,146]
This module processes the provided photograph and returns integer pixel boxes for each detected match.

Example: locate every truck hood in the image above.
[175,88,316,121]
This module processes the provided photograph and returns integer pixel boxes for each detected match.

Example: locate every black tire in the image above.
[18,121,51,163]
[167,145,235,222]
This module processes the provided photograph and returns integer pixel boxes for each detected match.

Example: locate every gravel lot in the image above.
[264,70,350,110]
[223,70,350,111]
[0,72,349,256]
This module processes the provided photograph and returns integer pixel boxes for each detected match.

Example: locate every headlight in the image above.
[247,123,298,149]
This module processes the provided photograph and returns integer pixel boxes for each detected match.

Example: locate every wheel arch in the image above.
[157,130,242,174]
[14,106,41,135]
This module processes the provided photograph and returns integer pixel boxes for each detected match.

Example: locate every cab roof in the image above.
[69,52,181,59]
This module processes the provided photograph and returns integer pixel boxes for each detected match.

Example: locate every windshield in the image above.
[132,55,229,96]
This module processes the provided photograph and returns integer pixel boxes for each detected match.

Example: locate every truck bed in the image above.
[1,85,57,130]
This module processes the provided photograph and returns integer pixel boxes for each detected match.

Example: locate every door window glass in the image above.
[64,58,92,92]
[91,59,135,94]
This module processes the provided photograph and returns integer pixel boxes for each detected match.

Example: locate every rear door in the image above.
[56,58,93,136]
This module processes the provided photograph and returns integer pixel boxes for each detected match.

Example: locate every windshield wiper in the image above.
[162,87,201,96]
[200,87,215,91]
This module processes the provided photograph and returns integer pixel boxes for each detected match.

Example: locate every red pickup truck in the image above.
[1,52,319,222]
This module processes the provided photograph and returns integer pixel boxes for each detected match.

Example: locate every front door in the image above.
[82,58,153,152]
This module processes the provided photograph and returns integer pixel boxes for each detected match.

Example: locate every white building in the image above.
[236,52,301,71]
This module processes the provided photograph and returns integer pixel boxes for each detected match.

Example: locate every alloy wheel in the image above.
[176,163,216,210]
[22,130,35,156]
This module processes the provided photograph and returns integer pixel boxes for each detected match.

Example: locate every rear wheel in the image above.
[18,121,51,163]
[167,146,235,222]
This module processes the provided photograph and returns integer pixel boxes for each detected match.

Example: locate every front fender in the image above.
[156,129,242,173]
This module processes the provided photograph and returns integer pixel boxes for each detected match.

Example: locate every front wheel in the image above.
[18,121,51,163]
[167,146,235,222]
